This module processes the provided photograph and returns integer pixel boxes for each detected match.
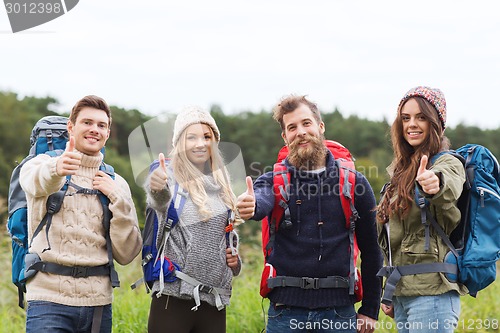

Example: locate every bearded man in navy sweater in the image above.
[237,95,382,333]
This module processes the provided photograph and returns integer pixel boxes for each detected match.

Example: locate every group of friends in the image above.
[20,86,466,333]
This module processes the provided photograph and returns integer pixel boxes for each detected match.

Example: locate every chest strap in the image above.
[267,275,349,290]
[377,263,458,305]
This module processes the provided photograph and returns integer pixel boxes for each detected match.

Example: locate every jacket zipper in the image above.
[477,186,500,207]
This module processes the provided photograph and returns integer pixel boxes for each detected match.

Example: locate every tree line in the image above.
[1,90,499,228]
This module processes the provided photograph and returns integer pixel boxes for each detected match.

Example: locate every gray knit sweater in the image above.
[145,167,240,308]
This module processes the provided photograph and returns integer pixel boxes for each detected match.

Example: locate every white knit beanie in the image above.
[172,105,220,146]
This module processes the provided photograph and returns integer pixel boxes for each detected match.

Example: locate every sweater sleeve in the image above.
[425,154,466,205]
[353,172,383,320]
[252,171,275,221]
[19,154,66,197]
[107,173,142,265]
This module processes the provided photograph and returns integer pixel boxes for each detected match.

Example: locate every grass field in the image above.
[1,228,498,333]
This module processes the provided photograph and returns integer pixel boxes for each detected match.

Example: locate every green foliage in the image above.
[0,91,60,217]
[108,106,152,157]
[446,124,500,158]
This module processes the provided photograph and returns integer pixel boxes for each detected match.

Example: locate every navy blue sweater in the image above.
[253,151,382,319]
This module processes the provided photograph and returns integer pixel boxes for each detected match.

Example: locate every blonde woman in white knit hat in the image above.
[144,105,242,333]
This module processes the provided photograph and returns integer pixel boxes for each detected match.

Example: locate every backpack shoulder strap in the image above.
[156,181,188,292]
[167,182,188,228]
[100,162,115,179]
[336,158,359,296]
[271,162,291,228]
[336,159,358,228]
[157,182,188,257]
[95,161,120,287]
[264,162,291,257]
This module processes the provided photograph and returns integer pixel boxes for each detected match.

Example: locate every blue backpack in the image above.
[7,115,119,308]
[436,144,500,296]
[379,144,500,304]
[130,159,187,292]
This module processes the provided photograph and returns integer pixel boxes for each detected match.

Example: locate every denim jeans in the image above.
[26,301,112,333]
[266,302,357,333]
[393,291,460,333]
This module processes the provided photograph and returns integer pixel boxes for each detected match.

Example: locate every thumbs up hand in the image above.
[56,136,82,176]
[416,155,440,195]
[237,176,256,220]
[150,153,168,191]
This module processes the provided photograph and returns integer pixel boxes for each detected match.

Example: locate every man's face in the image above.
[281,103,326,169]
[67,107,110,156]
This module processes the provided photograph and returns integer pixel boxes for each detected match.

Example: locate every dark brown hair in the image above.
[70,95,112,126]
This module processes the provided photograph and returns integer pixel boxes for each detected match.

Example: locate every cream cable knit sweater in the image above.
[20,151,142,306]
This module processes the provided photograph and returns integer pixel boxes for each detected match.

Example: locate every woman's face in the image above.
[184,123,213,171]
[401,98,430,147]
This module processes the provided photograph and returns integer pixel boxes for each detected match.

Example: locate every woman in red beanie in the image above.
[377,86,467,333]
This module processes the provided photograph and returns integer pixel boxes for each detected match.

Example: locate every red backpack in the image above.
[260,140,363,302]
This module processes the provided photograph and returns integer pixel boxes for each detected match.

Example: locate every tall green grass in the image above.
[1,229,498,332]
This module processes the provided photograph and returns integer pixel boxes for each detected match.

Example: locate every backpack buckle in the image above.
[72,266,89,278]
[301,277,319,289]
[199,285,214,293]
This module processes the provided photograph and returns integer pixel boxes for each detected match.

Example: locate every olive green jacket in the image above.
[378,154,469,296]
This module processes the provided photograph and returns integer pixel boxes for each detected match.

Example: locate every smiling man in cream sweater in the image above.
[20,95,142,333]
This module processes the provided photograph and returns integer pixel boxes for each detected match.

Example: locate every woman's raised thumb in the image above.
[417,155,429,176]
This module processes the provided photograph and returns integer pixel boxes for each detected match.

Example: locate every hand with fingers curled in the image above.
[357,313,378,333]
[225,247,239,268]
[416,155,440,195]
[150,153,168,192]
[56,136,82,176]
[237,176,255,220]
[381,303,394,318]
[93,170,116,197]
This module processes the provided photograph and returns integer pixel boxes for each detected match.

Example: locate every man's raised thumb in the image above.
[417,155,428,176]
[66,136,75,152]
[245,176,254,197]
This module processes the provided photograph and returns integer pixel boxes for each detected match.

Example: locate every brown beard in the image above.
[287,134,327,170]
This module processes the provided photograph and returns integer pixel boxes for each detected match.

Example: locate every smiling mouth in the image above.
[85,136,99,143]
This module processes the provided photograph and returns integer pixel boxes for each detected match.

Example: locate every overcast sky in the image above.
[1,0,499,129]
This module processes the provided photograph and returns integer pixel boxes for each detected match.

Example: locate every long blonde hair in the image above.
[171,125,240,223]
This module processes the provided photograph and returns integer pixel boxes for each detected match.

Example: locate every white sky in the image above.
[1,0,499,129]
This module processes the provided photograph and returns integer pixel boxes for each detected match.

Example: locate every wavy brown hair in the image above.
[376,97,450,223]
